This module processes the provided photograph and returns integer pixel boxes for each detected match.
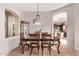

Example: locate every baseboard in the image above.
[0,45,19,56]
[75,47,79,51]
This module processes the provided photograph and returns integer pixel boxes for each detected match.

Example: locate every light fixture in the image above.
[33,3,40,23]
[33,22,41,26]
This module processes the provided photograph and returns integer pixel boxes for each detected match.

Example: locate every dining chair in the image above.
[20,32,30,54]
[29,34,40,55]
[51,33,60,54]
[54,33,60,54]
[41,33,52,55]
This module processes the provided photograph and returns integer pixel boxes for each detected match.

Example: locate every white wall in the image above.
[67,4,75,48]
[52,4,79,50]
[0,4,6,52]
[74,4,79,50]
[52,4,75,48]
[22,12,52,34]
[0,4,22,52]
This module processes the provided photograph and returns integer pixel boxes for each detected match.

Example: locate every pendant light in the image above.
[33,3,40,23]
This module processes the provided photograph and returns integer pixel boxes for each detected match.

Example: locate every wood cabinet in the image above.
[20,21,30,44]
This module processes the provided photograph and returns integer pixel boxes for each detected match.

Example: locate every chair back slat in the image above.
[41,34,51,44]
[29,34,40,44]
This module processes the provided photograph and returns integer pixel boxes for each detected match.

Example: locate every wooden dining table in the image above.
[20,38,60,54]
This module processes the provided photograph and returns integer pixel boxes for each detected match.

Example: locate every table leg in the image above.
[21,41,25,54]
[22,45,24,54]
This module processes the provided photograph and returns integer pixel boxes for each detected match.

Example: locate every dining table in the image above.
[20,38,60,54]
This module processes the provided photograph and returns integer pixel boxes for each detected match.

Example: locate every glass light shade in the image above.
[33,22,41,25]
[36,14,40,20]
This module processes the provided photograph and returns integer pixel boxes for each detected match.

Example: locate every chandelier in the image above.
[33,3,40,23]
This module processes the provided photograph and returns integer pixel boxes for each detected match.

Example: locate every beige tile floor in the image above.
[3,45,79,56]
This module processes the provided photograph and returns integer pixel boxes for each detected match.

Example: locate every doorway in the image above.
[52,12,67,46]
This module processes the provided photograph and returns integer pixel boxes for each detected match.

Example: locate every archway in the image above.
[52,12,67,46]
[5,9,19,37]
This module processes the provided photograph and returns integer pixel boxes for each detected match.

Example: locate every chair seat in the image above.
[30,46,39,48]
[51,41,59,45]
[31,42,39,44]
[30,42,39,46]
[26,41,30,44]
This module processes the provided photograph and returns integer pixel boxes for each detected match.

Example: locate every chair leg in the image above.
[20,43,23,51]
[20,45,22,51]
[57,45,60,54]
[49,47,51,55]
[57,40,60,54]
[30,48,33,55]
[38,47,39,55]
[22,47,24,54]
[42,48,43,56]
[28,45,29,50]
[22,44,25,54]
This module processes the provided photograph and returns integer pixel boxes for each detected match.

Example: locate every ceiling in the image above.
[6,3,70,12]
[5,3,68,24]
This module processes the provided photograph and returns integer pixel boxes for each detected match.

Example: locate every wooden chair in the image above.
[51,33,60,54]
[29,34,40,55]
[54,33,60,54]
[41,33,52,55]
[20,33,30,54]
